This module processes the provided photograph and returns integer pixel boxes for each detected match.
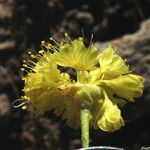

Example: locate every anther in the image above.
[23,64,28,67]
[79,37,83,41]
[41,41,46,45]
[22,106,27,110]
[21,68,25,71]
[64,33,71,40]
[47,43,52,49]
[38,50,45,54]
[64,33,72,44]
[28,51,32,54]
[31,54,36,58]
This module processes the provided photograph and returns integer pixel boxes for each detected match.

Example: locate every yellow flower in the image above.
[15,34,144,132]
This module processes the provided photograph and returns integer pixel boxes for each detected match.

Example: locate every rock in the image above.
[0,94,10,116]
[60,9,94,36]
[21,114,60,150]
[0,28,12,35]
[140,147,150,150]
[0,0,16,52]
[0,65,20,97]
[0,40,15,51]
[0,4,13,19]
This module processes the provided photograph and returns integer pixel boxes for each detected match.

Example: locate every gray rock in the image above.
[0,94,10,116]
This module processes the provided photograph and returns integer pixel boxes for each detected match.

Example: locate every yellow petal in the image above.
[23,52,63,89]
[99,45,129,79]
[62,96,80,129]
[54,37,99,70]
[23,72,59,101]
[96,93,124,132]
[33,53,61,82]
[28,90,66,115]
[24,73,44,91]
[77,71,92,84]
[102,74,144,101]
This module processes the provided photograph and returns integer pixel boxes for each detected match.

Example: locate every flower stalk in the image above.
[80,103,91,148]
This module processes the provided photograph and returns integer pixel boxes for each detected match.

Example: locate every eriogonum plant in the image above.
[13,34,144,148]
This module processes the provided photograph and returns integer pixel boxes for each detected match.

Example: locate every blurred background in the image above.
[0,0,150,150]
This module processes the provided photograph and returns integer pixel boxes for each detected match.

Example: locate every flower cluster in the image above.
[17,34,143,132]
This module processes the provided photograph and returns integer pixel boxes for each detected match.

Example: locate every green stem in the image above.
[80,104,90,148]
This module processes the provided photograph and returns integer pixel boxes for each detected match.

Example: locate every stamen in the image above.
[41,41,46,46]
[22,64,34,71]
[46,44,59,52]
[27,51,36,59]
[89,34,93,47]
[23,60,26,63]
[50,37,60,47]
[28,60,36,66]
[21,68,25,71]
[47,43,53,49]
[82,28,84,39]
[39,50,45,55]
[52,46,59,52]
[64,33,72,43]
[12,99,26,108]
[28,51,32,54]
[79,37,83,41]
[36,54,43,59]
[23,60,35,68]
[23,64,28,67]
[21,68,29,73]
[31,54,36,58]
[46,43,59,52]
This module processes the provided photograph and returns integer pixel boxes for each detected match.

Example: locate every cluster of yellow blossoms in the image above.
[18,34,144,132]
